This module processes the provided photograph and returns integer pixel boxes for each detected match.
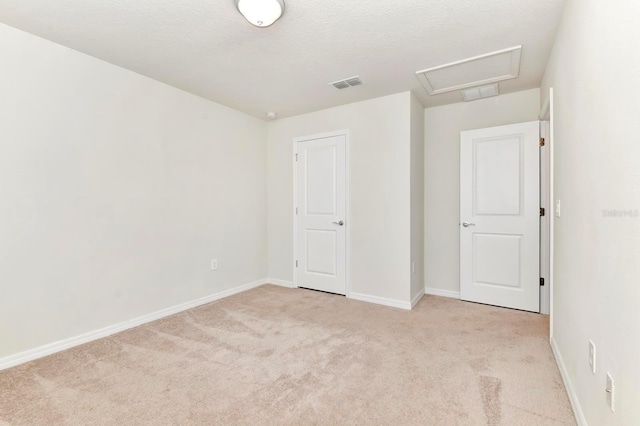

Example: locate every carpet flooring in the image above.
[0,285,575,425]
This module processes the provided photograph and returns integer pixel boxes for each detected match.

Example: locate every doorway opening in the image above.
[292,130,350,296]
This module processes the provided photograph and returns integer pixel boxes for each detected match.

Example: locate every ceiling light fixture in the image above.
[235,0,285,27]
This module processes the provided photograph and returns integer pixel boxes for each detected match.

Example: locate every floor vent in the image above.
[330,76,364,90]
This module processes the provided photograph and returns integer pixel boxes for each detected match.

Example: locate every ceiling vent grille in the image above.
[462,84,499,102]
[344,77,362,87]
[330,76,364,90]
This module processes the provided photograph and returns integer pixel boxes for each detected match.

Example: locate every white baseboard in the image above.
[550,337,586,426]
[411,288,425,308]
[424,287,460,299]
[348,292,411,310]
[266,278,296,288]
[0,278,268,371]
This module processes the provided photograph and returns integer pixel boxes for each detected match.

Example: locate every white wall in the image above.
[424,89,540,294]
[267,92,412,304]
[541,0,640,423]
[410,94,425,303]
[0,24,267,359]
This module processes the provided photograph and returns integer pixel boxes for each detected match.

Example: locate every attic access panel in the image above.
[416,46,522,95]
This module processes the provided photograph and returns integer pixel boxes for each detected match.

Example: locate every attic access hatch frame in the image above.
[416,46,522,95]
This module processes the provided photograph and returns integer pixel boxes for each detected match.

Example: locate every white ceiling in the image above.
[0,0,566,119]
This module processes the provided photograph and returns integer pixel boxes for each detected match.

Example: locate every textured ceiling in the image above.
[0,0,566,119]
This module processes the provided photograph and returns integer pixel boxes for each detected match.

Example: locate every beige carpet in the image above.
[0,285,574,425]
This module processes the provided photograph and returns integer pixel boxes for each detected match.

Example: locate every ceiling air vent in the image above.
[461,84,499,102]
[330,76,364,90]
[331,81,351,90]
[344,77,363,87]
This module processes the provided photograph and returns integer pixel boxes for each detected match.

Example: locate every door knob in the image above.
[332,220,345,226]
[462,222,476,227]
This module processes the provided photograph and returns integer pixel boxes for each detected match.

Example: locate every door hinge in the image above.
[540,277,545,286]
[295,207,298,215]
[540,207,545,216]
[295,260,298,268]
[539,137,545,147]
[295,153,298,161]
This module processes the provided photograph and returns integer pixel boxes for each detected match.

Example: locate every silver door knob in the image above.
[462,222,476,227]
[332,220,345,226]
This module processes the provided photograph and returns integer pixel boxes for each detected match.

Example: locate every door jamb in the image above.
[539,88,555,334]
[539,120,551,315]
[292,129,351,296]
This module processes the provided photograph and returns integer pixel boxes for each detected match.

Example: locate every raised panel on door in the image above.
[460,121,539,312]
[474,136,522,216]
[305,229,337,276]
[295,133,346,295]
[473,233,522,288]
[305,145,337,216]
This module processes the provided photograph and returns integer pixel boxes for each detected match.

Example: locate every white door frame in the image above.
[539,88,555,335]
[539,120,550,315]
[292,129,350,295]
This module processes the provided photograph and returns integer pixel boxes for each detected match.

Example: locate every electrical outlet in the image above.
[211,259,218,270]
[589,340,596,374]
[555,199,561,217]
[606,373,615,412]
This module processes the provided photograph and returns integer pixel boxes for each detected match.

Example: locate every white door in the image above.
[295,132,347,295]
[460,121,540,312]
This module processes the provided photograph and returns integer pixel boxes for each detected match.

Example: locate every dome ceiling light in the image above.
[235,0,285,27]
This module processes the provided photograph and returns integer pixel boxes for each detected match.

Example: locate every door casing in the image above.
[539,87,555,331]
[539,119,551,315]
